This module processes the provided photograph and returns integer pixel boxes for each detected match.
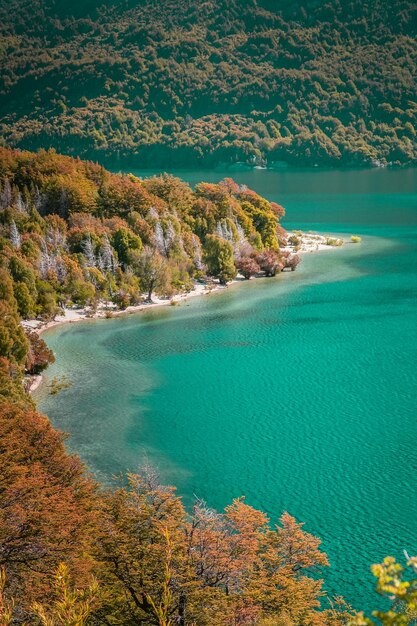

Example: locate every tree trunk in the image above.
[178,594,186,626]
[147,279,155,302]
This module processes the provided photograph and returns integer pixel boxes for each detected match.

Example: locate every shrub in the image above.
[288,235,301,246]
[325,237,344,247]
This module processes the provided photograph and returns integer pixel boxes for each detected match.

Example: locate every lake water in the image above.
[36,167,417,612]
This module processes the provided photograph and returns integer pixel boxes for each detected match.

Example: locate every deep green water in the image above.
[36,167,417,612]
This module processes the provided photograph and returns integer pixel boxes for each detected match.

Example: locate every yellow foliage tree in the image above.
[32,563,100,626]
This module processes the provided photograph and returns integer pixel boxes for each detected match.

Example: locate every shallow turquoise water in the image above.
[36,167,417,611]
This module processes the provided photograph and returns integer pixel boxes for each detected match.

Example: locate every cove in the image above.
[35,167,417,611]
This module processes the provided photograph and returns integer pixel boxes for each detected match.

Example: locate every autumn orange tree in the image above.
[92,467,348,625]
[0,396,99,620]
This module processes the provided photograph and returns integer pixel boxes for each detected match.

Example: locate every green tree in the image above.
[131,246,169,302]
[36,279,59,318]
[203,235,237,285]
[69,280,95,306]
[13,281,35,319]
[0,269,28,367]
[112,227,143,268]
[8,256,37,298]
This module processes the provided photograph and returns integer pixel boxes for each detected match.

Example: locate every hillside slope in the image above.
[0,146,291,321]
[0,0,416,167]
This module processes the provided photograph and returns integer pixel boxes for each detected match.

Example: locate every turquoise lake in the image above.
[36,167,417,611]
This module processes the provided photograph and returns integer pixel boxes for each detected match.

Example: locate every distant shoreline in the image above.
[96,152,414,174]
[25,231,350,395]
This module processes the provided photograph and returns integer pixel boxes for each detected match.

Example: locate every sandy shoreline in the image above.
[24,283,217,393]
[24,231,347,394]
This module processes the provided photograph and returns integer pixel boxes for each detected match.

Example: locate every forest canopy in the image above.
[0,0,416,168]
[0,146,290,320]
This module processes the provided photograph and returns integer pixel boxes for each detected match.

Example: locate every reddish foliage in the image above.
[0,400,98,613]
[25,331,55,375]
[256,249,283,276]
[238,256,260,279]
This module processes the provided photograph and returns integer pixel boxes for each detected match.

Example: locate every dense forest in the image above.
[0,146,294,320]
[0,0,416,168]
[0,147,417,624]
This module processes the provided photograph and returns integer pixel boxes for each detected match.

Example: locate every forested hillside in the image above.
[0,146,292,323]
[0,0,416,168]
